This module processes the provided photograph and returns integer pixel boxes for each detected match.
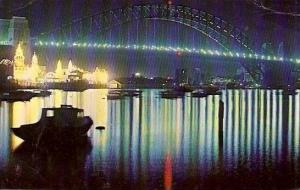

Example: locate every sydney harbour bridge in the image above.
[0,3,298,88]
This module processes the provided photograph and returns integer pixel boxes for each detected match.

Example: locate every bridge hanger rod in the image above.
[9,0,40,13]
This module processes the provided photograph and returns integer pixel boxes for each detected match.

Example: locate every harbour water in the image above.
[0,89,300,189]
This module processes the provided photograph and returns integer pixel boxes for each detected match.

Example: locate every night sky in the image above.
[1,0,298,44]
[0,0,300,78]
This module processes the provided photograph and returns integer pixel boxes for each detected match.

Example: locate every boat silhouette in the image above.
[0,91,36,102]
[160,90,185,99]
[11,105,93,145]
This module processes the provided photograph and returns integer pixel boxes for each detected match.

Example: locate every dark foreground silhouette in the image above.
[0,139,108,189]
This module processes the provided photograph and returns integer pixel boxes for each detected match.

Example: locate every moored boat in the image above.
[107,89,142,98]
[160,90,185,99]
[192,90,208,98]
[174,85,194,92]
[107,91,124,100]
[0,91,36,102]
[282,89,298,96]
[192,87,222,98]
[11,105,93,145]
[33,90,52,97]
[122,89,142,97]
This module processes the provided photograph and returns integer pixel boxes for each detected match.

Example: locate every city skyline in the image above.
[1,1,300,189]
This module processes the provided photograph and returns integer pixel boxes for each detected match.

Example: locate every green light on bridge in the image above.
[34,40,300,64]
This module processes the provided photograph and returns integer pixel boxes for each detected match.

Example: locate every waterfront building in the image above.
[46,59,109,85]
[68,70,83,81]
[0,59,13,84]
[30,52,42,83]
[13,44,44,83]
[55,60,64,81]
[67,60,75,75]
[94,67,108,84]
[13,43,26,81]
[108,80,122,89]
[0,17,30,59]
[175,68,188,86]
[11,43,109,85]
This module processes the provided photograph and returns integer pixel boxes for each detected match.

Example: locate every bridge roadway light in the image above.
[208,50,214,55]
[185,48,191,53]
[200,49,207,54]
[34,41,274,63]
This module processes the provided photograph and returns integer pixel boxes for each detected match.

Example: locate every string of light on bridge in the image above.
[34,40,300,64]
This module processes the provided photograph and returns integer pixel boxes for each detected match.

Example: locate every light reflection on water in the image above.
[0,89,300,188]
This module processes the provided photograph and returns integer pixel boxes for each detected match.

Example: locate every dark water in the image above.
[0,89,300,189]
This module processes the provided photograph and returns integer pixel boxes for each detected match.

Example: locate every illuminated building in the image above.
[30,52,41,82]
[12,43,46,84]
[11,45,109,85]
[94,67,108,84]
[108,80,122,88]
[68,70,83,81]
[47,59,109,84]
[13,43,26,81]
[67,60,74,74]
[55,60,64,81]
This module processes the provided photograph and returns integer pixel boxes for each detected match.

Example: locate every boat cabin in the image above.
[41,105,84,127]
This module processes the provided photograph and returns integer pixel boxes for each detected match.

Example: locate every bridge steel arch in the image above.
[36,4,254,52]
[36,4,264,82]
